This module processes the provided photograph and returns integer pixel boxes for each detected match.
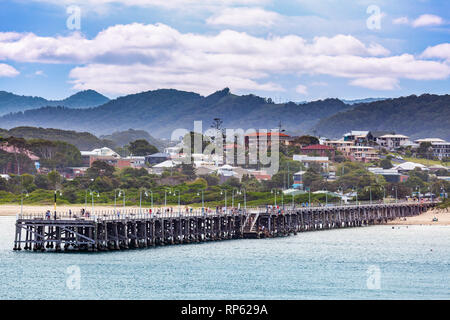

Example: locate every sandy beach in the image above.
[386,208,450,226]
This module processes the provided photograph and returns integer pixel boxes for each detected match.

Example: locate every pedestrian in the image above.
[69,209,72,218]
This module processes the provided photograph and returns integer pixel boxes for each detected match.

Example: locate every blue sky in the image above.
[0,0,449,101]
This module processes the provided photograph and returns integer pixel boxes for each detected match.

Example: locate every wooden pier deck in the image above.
[13,202,436,252]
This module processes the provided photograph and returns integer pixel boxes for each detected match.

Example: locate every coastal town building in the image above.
[376,134,410,150]
[430,141,450,160]
[293,155,329,170]
[298,144,335,159]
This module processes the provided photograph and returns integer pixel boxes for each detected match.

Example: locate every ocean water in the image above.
[0,216,449,300]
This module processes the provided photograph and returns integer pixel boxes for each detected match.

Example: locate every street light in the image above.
[352,187,358,205]
[139,188,152,214]
[20,189,29,216]
[380,185,386,204]
[220,189,228,212]
[197,189,205,212]
[366,186,372,205]
[232,188,241,208]
[171,189,181,215]
[416,186,421,202]
[88,190,99,214]
[54,189,62,214]
[241,188,247,211]
[392,186,398,203]
[114,188,125,213]
[271,188,279,207]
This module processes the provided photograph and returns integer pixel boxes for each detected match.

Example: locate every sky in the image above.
[0,0,449,101]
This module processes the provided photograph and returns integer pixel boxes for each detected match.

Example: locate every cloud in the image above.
[393,17,409,25]
[0,63,19,77]
[0,23,448,94]
[421,43,450,62]
[295,84,308,95]
[412,14,445,28]
[349,77,399,91]
[206,7,281,27]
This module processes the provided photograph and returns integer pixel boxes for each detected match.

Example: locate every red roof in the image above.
[300,144,334,150]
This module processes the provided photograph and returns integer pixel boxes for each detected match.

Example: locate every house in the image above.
[62,167,89,179]
[80,147,121,167]
[338,145,379,162]
[324,140,354,149]
[245,132,291,150]
[343,131,373,146]
[0,143,41,173]
[216,164,239,183]
[150,160,178,175]
[124,156,146,168]
[414,138,446,144]
[292,171,306,189]
[376,134,410,150]
[392,162,429,173]
[298,144,335,159]
[145,152,171,165]
[293,155,329,170]
[368,167,408,183]
[431,141,450,160]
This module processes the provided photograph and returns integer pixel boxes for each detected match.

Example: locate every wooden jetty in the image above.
[13,202,436,252]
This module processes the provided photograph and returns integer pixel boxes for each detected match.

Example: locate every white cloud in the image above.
[0,23,448,94]
[207,7,281,27]
[0,63,19,77]
[349,77,399,90]
[393,17,409,25]
[421,43,450,62]
[295,84,308,95]
[412,14,445,28]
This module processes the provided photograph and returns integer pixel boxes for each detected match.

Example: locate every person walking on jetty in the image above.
[45,210,51,220]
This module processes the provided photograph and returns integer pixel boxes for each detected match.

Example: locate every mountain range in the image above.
[0,89,110,115]
[0,88,448,141]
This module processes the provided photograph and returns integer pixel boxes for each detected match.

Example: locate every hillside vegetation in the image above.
[316,94,450,140]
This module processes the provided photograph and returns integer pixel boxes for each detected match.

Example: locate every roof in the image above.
[146,152,170,158]
[300,144,334,150]
[344,131,370,137]
[245,132,290,137]
[293,155,329,162]
[152,160,176,168]
[392,162,428,171]
[379,134,409,139]
[81,147,119,158]
[414,138,446,143]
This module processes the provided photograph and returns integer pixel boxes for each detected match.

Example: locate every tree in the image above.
[417,142,432,159]
[34,174,50,189]
[180,163,196,180]
[86,160,115,179]
[380,159,393,169]
[128,139,158,156]
[47,170,61,189]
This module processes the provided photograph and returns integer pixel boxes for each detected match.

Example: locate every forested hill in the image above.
[315,94,450,140]
[0,88,353,138]
[0,90,109,115]
[0,127,114,150]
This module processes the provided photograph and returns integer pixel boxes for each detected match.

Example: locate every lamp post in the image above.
[392,186,398,203]
[139,188,151,214]
[232,188,241,208]
[416,186,421,202]
[307,187,311,206]
[220,189,228,212]
[271,188,278,207]
[114,188,125,213]
[380,185,385,204]
[20,189,29,216]
[366,186,372,205]
[90,190,99,214]
[54,189,62,214]
[352,187,358,205]
[171,189,181,215]
[197,189,205,212]
[241,188,247,211]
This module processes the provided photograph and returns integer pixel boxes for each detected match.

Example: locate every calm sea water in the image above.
[0,216,449,300]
